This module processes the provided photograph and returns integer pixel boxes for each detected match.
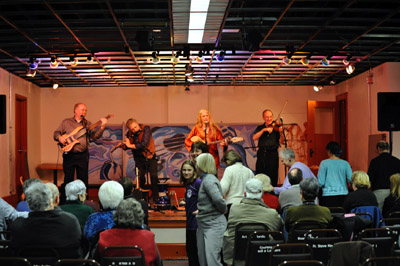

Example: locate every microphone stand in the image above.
[204,122,208,145]
[281,118,289,177]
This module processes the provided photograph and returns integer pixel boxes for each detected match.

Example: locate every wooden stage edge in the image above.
[157,243,187,259]
[148,209,186,228]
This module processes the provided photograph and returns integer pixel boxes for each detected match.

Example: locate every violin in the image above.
[267,100,288,132]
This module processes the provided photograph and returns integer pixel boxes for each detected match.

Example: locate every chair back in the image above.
[102,246,145,266]
[17,247,59,266]
[55,259,100,265]
[361,256,400,266]
[0,257,32,266]
[388,211,400,218]
[327,241,374,266]
[233,223,269,262]
[328,207,345,215]
[270,243,312,266]
[391,241,400,257]
[244,231,284,266]
[288,221,325,243]
[351,206,383,228]
[304,229,342,265]
[278,260,324,266]
[379,218,400,236]
[358,228,396,257]
[0,231,11,257]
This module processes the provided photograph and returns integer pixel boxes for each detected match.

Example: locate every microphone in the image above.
[204,121,208,144]
[80,114,86,120]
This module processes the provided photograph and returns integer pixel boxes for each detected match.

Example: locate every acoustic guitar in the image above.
[191,136,244,145]
[59,114,114,152]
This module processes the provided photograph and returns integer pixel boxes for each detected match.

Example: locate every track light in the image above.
[29,57,38,70]
[300,57,309,66]
[329,79,336,85]
[87,55,94,64]
[282,56,291,65]
[171,51,181,64]
[52,83,59,89]
[346,64,355,74]
[187,75,194,82]
[70,56,78,66]
[216,51,225,62]
[185,64,194,76]
[195,51,204,63]
[321,57,330,66]
[313,85,324,92]
[50,57,59,68]
[343,55,351,66]
[152,52,160,64]
[26,68,36,77]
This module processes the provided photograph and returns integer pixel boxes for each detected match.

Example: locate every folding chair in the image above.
[358,228,396,257]
[288,221,326,243]
[55,259,100,265]
[278,260,325,266]
[304,229,342,265]
[327,207,345,215]
[351,206,383,228]
[0,231,11,257]
[233,223,269,265]
[361,256,400,266]
[388,211,400,218]
[244,230,284,266]
[327,241,374,266]
[391,241,400,257]
[102,246,146,266]
[17,247,59,266]
[270,243,313,266]
[0,257,32,266]
[379,218,400,236]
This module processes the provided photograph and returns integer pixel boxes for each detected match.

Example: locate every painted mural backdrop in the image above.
[88,123,307,184]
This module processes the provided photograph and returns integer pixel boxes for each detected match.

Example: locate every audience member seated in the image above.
[84,181,124,242]
[343,171,378,213]
[119,177,149,226]
[0,198,28,231]
[255,174,279,210]
[220,150,254,216]
[10,182,82,258]
[278,168,303,214]
[285,178,332,236]
[97,198,162,266]
[61,180,94,227]
[16,178,43,212]
[222,179,283,266]
[382,173,400,218]
[274,148,316,195]
[45,182,61,208]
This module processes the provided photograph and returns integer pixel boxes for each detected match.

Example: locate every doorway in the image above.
[15,94,28,199]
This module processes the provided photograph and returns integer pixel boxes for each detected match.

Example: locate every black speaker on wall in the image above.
[378,92,400,131]
[0,95,6,134]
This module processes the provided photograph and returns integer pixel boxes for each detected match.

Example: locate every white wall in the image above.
[0,68,41,197]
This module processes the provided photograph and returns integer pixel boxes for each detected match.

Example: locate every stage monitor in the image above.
[378,92,400,131]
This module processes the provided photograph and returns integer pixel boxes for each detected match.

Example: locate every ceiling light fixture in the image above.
[171,51,181,64]
[188,0,211,43]
[216,51,225,62]
[52,83,59,89]
[87,55,94,64]
[70,56,78,66]
[26,68,36,77]
[346,64,355,75]
[195,51,204,63]
[301,54,311,66]
[282,56,292,65]
[152,52,160,64]
[50,57,59,68]
[343,55,351,66]
[187,75,195,82]
[29,57,39,70]
[321,56,330,66]
[313,85,324,92]
[185,64,194,76]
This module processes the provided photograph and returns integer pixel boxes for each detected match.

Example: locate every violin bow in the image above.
[275,100,288,122]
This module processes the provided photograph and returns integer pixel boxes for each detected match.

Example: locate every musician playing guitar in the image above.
[54,103,108,187]
[123,118,159,204]
[185,109,227,168]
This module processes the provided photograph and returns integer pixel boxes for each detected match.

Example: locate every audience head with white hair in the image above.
[98,181,124,210]
[65,180,87,202]
[25,182,53,211]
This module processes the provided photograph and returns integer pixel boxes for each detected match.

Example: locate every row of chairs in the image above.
[0,246,146,266]
[233,222,400,266]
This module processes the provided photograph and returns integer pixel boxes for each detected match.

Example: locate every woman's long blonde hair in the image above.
[196,109,221,139]
[390,173,400,199]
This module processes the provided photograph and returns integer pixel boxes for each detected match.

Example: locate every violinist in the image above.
[252,109,283,187]
[123,118,159,203]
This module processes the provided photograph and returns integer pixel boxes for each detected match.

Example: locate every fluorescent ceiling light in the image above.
[188,0,210,43]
